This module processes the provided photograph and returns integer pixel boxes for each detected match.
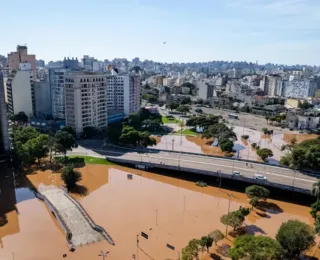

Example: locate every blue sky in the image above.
[2,0,320,65]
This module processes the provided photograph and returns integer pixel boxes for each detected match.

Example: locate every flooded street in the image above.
[0,164,315,260]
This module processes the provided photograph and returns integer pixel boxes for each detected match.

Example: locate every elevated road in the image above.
[68,143,318,194]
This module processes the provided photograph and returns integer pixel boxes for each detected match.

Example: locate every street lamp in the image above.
[98,250,109,260]
[172,138,175,151]
[225,193,233,237]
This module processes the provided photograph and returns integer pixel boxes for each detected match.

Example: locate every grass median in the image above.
[67,155,114,165]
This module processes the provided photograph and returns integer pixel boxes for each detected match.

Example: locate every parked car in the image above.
[232,171,241,177]
[253,174,267,181]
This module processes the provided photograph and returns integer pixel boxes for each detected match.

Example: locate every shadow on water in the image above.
[257,201,283,214]
[70,184,89,197]
[245,224,266,235]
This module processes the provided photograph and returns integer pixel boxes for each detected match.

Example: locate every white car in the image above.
[232,171,241,176]
[253,174,267,181]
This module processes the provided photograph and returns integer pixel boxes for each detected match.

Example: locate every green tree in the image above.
[245,185,270,209]
[257,148,273,161]
[13,126,39,143]
[315,216,320,234]
[176,105,190,115]
[54,130,78,156]
[265,115,270,123]
[61,165,82,190]
[219,138,234,152]
[168,102,179,111]
[276,219,315,259]
[229,235,282,260]
[142,93,157,102]
[209,229,224,246]
[262,128,268,134]
[106,122,123,144]
[310,201,320,219]
[220,207,250,232]
[199,236,213,252]
[312,180,320,219]
[181,239,201,260]
[11,112,28,123]
[139,131,156,148]
[61,126,76,137]
[128,113,142,130]
[26,134,49,164]
[83,126,97,138]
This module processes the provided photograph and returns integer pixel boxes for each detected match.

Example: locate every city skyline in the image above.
[2,0,320,65]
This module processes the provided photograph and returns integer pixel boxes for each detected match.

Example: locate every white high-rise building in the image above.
[264,75,282,96]
[6,63,35,117]
[64,72,107,134]
[106,70,140,116]
[49,68,68,119]
[284,79,317,99]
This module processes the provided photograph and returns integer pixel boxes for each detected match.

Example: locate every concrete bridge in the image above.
[35,185,114,250]
[103,150,317,194]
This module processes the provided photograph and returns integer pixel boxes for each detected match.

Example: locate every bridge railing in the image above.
[61,190,115,246]
[33,190,75,251]
[107,157,311,195]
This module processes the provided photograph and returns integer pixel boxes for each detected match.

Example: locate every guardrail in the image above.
[62,191,115,246]
[33,191,75,251]
[107,157,311,195]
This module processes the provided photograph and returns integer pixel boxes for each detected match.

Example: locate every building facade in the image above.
[8,45,36,73]
[64,72,107,134]
[49,68,68,119]
[197,81,215,100]
[0,72,10,153]
[106,70,140,116]
[6,64,35,117]
[284,79,317,99]
[63,57,79,70]
[34,74,51,117]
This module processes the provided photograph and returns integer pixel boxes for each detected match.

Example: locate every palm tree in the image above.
[312,179,320,210]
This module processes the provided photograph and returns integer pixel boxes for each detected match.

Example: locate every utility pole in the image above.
[156,209,158,226]
[225,193,233,238]
[172,138,175,151]
[98,250,109,260]
[292,169,297,189]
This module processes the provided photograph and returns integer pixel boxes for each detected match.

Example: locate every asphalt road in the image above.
[72,142,316,192]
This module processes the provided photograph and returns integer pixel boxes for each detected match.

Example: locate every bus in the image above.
[228,113,239,119]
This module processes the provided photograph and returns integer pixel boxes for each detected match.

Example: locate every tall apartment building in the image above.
[63,57,79,70]
[197,80,215,100]
[6,63,35,117]
[284,79,317,99]
[106,70,140,116]
[260,75,282,96]
[0,72,10,153]
[34,73,51,117]
[49,68,68,119]
[64,72,107,134]
[8,45,36,73]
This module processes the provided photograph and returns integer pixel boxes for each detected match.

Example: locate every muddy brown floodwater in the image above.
[0,164,317,260]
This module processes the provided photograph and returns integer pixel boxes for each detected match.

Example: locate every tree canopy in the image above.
[11,112,28,123]
[208,229,224,246]
[186,115,220,130]
[245,185,270,209]
[220,206,250,232]
[275,220,315,259]
[229,235,282,260]
[257,148,273,161]
[54,130,78,155]
[61,165,82,190]
[176,105,190,115]
[280,137,320,171]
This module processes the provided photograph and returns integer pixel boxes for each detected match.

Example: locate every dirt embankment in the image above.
[284,132,319,144]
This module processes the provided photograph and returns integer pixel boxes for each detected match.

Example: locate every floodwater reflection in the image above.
[0,164,316,260]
